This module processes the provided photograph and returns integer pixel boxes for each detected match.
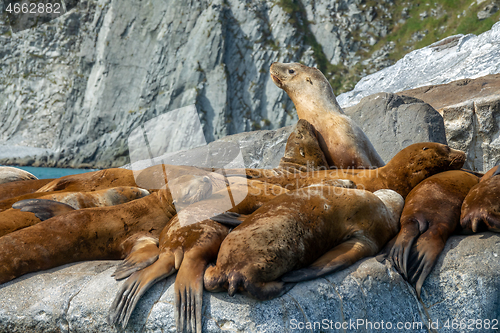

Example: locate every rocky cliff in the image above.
[0,1,499,169]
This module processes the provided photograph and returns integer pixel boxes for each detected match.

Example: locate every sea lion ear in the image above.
[306,77,313,85]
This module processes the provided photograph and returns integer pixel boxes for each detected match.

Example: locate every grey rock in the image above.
[344,93,447,163]
[0,233,497,332]
[337,22,500,108]
[440,94,500,172]
[121,125,293,171]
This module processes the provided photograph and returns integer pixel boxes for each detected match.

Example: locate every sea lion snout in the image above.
[448,148,466,167]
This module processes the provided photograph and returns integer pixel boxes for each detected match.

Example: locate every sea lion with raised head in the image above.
[279,119,329,172]
[0,166,38,184]
[461,164,500,233]
[204,186,404,300]
[270,62,384,168]
[0,186,150,237]
[378,170,479,297]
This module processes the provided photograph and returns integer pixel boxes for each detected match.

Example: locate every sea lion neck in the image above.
[291,83,344,118]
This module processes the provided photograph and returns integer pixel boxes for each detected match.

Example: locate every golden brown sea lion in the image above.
[109,177,355,332]
[0,186,151,237]
[35,168,137,192]
[108,178,301,332]
[0,166,38,184]
[378,170,479,297]
[0,178,54,201]
[270,62,384,168]
[0,172,227,285]
[204,187,404,300]
[461,165,500,233]
[279,119,329,172]
[244,142,466,199]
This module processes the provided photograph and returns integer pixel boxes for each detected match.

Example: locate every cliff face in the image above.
[0,1,499,169]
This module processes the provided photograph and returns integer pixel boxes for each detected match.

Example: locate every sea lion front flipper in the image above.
[281,239,373,283]
[12,199,75,221]
[407,232,446,298]
[175,255,206,333]
[210,212,246,227]
[108,253,176,329]
[112,236,160,280]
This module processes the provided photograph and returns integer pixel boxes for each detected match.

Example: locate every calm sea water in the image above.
[2,166,99,180]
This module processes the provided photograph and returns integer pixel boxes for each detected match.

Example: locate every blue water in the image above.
[2,166,99,180]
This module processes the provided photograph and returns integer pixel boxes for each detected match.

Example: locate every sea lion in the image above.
[378,170,479,297]
[479,164,500,182]
[0,173,227,285]
[36,164,222,193]
[0,166,38,184]
[109,177,310,332]
[204,186,404,300]
[461,165,500,233]
[270,62,384,168]
[0,186,151,237]
[243,142,466,199]
[0,166,225,212]
[279,119,329,172]
[0,178,54,201]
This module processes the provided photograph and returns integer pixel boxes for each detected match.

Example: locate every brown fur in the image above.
[0,186,150,237]
[0,178,54,201]
[270,62,384,168]
[0,172,223,284]
[109,178,291,332]
[379,170,479,297]
[244,142,466,199]
[279,119,329,172]
[461,165,500,233]
[204,187,404,300]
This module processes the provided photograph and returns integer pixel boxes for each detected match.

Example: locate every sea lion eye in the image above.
[423,147,429,151]
[288,69,295,74]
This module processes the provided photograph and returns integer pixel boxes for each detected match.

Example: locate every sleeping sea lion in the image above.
[378,170,479,296]
[243,142,466,199]
[0,173,226,285]
[204,186,404,300]
[461,164,500,233]
[0,186,150,237]
[270,62,384,168]
[0,166,38,184]
[109,177,355,332]
[0,178,54,201]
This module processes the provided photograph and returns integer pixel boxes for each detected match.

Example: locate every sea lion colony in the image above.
[0,63,497,333]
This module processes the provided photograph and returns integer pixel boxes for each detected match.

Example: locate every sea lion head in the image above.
[388,142,465,188]
[269,62,342,114]
[168,174,213,210]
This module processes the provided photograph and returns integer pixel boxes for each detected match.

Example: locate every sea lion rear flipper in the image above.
[281,239,373,283]
[108,253,176,329]
[210,212,246,227]
[407,232,446,298]
[387,218,423,280]
[12,199,75,221]
[112,236,160,280]
[175,256,206,333]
